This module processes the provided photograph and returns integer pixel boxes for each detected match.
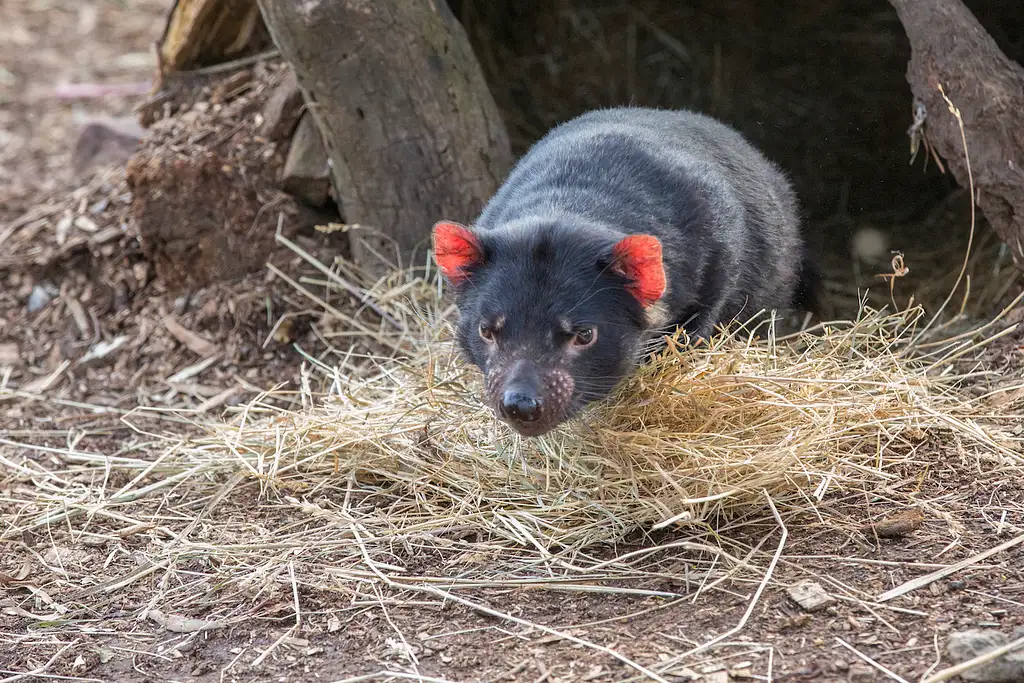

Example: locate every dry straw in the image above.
[179,242,1019,557]
[3,227,1021,681]
[2,86,1021,677]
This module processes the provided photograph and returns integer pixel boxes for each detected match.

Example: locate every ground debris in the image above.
[863,508,925,539]
[147,608,227,634]
[126,60,337,292]
[0,342,20,365]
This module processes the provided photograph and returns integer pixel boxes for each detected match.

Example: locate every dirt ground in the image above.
[2,2,1024,683]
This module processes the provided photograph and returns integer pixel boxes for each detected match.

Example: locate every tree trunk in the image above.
[889,0,1024,268]
[255,0,512,274]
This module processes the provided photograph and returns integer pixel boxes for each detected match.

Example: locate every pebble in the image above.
[26,282,57,313]
[847,664,875,682]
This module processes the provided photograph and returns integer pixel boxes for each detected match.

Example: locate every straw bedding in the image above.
[2,255,1020,642]
[191,265,1011,554]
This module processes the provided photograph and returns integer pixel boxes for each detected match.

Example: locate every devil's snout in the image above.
[493,360,545,429]
[485,358,575,436]
[499,387,542,423]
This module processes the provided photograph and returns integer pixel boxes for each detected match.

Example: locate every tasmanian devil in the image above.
[432,107,818,438]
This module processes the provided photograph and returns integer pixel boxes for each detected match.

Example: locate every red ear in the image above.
[433,221,483,283]
[611,235,666,308]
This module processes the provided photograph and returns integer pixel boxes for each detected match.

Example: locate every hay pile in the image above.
[183,261,1015,555]
[3,248,1021,667]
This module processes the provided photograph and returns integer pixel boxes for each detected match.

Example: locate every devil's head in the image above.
[432,219,667,437]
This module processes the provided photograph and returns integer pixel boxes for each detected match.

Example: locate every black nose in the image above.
[500,390,542,423]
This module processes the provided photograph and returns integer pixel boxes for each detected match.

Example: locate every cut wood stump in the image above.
[256,0,512,274]
[159,0,269,72]
[889,0,1024,268]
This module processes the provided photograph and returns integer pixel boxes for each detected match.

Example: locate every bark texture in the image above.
[889,0,1024,267]
[255,0,512,272]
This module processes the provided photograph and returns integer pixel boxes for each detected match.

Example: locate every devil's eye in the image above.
[479,322,496,342]
[572,327,597,348]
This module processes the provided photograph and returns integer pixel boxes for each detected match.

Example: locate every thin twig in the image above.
[834,637,911,683]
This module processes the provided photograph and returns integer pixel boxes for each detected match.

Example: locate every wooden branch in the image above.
[255,0,512,274]
[889,0,1024,268]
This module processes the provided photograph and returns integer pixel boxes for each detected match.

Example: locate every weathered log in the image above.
[889,0,1024,267]
[255,0,512,273]
[159,0,269,72]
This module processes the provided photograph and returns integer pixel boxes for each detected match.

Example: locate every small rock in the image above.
[260,67,304,140]
[281,111,331,207]
[947,629,1024,682]
[55,212,74,245]
[71,117,146,178]
[848,664,875,682]
[27,283,57,313]
[74,215,99,233]
[787,580,834,612]
[190,662,212,677]
[863,508,924,538]
[90,226,122,245]
[834,659,849,672]
[950,580,967,590]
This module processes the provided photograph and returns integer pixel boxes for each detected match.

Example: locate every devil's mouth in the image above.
[502,416,559,437]
[492,402,580,437]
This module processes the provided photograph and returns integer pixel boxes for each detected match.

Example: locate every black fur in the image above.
[442,107,817,436]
